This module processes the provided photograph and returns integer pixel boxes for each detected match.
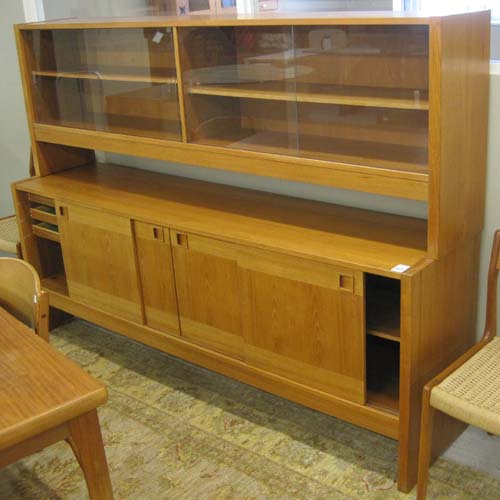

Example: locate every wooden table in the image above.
[0,307,113,499]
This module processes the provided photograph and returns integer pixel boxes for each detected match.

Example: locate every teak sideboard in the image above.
[12,11,490,492]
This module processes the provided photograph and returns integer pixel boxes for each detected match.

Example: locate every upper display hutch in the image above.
[13,10,490,494]
[16,11,490,258]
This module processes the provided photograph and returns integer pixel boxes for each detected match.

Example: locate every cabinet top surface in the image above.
[16,9,490,30]
[15,164,428,277]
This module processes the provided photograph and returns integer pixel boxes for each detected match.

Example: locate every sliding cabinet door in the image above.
[241,250,366,404]
[170,231,365,403]
[134,221,180,335]
[57,203,142,323]
[170,231,244,358]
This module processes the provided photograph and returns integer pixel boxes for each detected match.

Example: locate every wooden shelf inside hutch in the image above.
[186,82,429,110]
[32,70,178,84]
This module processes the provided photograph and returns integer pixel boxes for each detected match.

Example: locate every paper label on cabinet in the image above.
[152,32,164,44]
[391,264,411,273]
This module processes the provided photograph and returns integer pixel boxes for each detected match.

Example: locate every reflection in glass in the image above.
[27,28,181,141]
[180,24,430,173]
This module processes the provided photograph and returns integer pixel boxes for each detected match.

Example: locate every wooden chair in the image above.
[417,230,500,499]
[0,215,22,258]
[0,257,49,341]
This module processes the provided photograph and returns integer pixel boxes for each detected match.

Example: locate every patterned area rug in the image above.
[1,320,499,499]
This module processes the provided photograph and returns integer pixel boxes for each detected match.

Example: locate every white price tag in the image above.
[391,264,411,273]
[152,32,164,44]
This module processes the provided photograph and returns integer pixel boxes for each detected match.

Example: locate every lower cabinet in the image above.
[57,208,366,405]
[57,203,143,323]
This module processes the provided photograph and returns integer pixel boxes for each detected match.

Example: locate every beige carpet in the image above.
[1,320,499,499]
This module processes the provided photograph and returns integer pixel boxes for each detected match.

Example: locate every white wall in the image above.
[0,0,31,216]
[274,0,392,11]
[477,66,500,335]
[42,0,171,18]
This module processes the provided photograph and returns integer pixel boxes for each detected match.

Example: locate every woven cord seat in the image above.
[430,336,500,435]
[0,216,19,254]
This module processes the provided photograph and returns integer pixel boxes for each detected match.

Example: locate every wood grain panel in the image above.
[171,232,365,402]
[57,203,142,323]
[170,231,244,358]
[33,125,429,201]
[15,13,436,31]
[241,260,365,404]
[15,164,428,277]
[12,188,43,275]
[134,221,180,334]
[0,307,106,451]
[398,237,480,492]
[182,233,364,294]
[427,11,490,257]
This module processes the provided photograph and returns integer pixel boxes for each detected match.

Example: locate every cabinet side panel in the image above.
[11,186,42,272]
[428,12,490,257]
[35,142,96,177]
[398,236,480,492]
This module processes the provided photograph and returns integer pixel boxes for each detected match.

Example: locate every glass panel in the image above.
[181,26,298,155]
[297,103,428,172]
[294,25,429,173]
[26,28,181,141]
[32,77,100,131]
[186,95,298,154]
[187,0,211,12]
[102,81,180,139]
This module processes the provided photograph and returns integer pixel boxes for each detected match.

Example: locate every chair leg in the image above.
[67,409,114,500]
[417,389,435,500]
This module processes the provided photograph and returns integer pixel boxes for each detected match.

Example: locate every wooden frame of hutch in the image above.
[12,11,490,492]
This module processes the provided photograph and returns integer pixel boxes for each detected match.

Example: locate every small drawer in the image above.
[29,193,55,207]
[30,205,57,225]
[32,222,60,242]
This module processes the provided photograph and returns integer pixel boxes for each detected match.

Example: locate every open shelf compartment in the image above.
[365,274,401,413]
[367,336,400,413]
[366,274,401,342]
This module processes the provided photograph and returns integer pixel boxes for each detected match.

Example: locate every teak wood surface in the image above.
[14,163,427,277]
[15,11,463,30]
[0,307,113,499]
[0,307,106,449]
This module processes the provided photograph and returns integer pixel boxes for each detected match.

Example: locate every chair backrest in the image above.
[484,230,500,340]
[0,258,49,341]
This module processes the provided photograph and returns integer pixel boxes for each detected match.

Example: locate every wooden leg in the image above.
[417,388,435,500]
[67,409,114,500]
